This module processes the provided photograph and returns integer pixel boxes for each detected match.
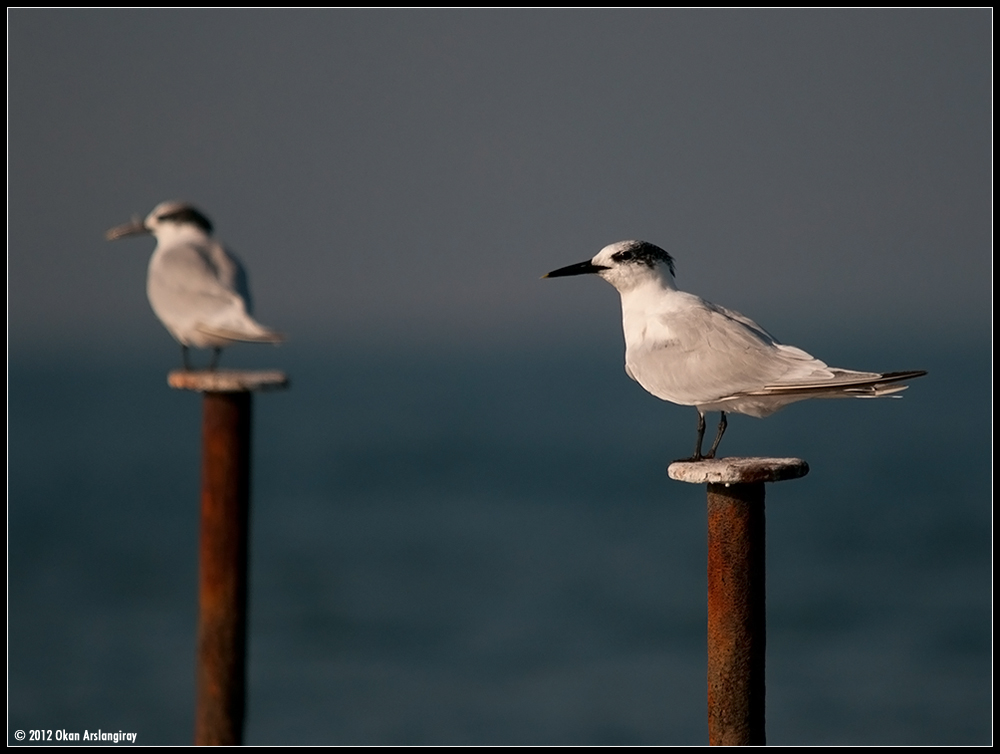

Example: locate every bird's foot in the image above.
[670,453,706,465]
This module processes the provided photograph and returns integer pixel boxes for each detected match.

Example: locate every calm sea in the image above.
[8,334,991,744]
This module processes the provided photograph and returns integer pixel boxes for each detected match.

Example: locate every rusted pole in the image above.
[196,390,250,745]
[669,457,808,746]
[169,369,289,746]
[706,479,766,745]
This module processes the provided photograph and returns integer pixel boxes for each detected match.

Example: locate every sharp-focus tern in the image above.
[545,240,925,461]
[107,201,283,370]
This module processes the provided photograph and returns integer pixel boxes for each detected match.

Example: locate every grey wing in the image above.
[625,297,834,405]
[206,242,253,313]
[701,302,836,384]
[192,241,282,343]
[149,243,244,313]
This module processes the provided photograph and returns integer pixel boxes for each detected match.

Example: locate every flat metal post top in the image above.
[668,457,809,485]
[168,369,290,393]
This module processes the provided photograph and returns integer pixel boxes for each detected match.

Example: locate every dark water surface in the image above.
[8,336,991,744]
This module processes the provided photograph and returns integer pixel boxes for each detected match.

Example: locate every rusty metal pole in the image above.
[169,369,289,747]
[196,390,250,745]
[669,456,808,746]
[706,479,766,745]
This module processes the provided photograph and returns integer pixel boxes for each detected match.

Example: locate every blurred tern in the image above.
[107,201,283,370]
[545,240,926,461]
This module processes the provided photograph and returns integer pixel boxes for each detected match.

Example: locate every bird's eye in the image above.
[617,251,634,262]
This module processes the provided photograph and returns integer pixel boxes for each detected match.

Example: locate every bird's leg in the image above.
[691,411,707,461]
[208,347,222,371]
[181,345,191,371]
[704,412,727,459]
[669,412,708,466]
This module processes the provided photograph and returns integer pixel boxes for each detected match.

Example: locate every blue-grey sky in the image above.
[8,9,991,356]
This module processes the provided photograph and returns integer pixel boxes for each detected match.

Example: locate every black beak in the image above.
[105,215,149,241]
[543,260,609,278]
